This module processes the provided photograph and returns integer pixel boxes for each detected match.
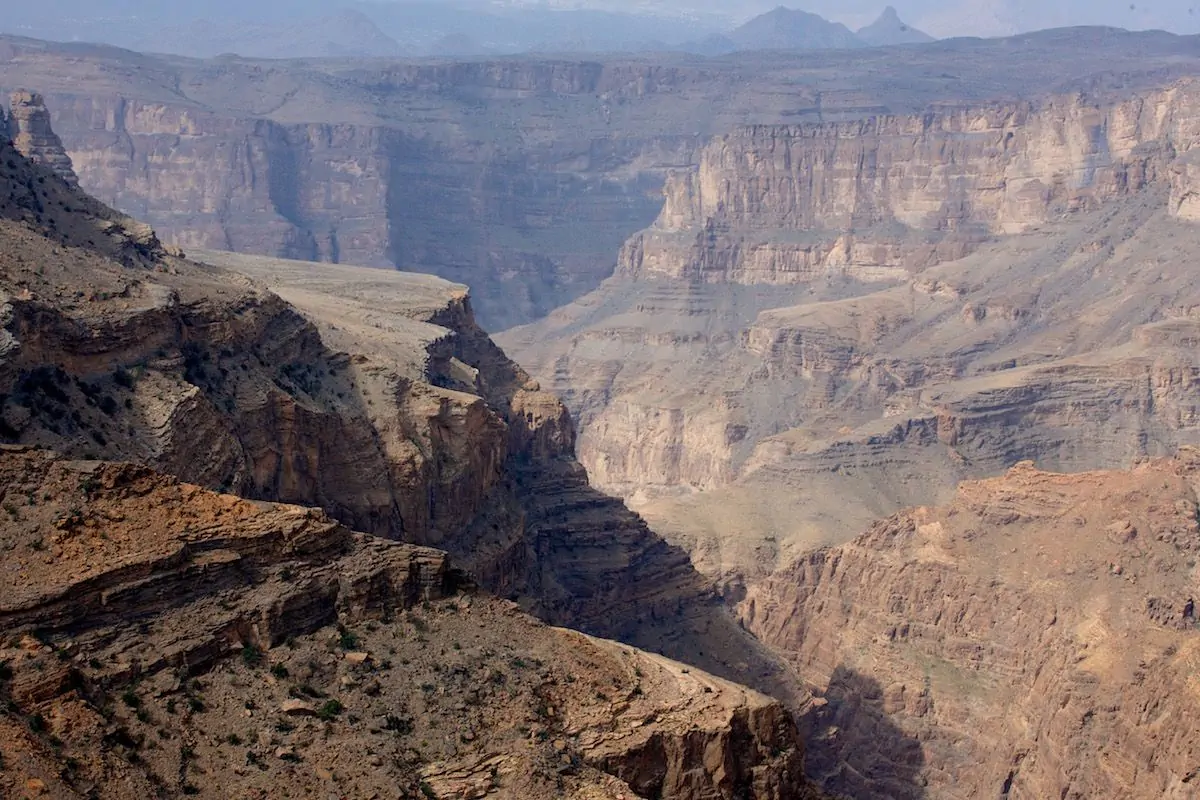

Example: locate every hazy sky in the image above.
[5,0,1200,53]
[523,0,1200,36]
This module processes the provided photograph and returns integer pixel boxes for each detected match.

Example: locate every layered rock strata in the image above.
[618,84,1200,283]
[0,446,823,800]
[3,29,1200,327]
[6,90,78,187]
[740,455,1200,800]
[503,79,1200,583]
[0,117,794,708]
[0,98,830,799]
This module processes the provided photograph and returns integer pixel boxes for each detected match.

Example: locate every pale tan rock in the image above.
[281,700,317,717]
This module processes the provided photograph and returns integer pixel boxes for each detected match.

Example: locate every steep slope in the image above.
[855,7,935,46]
[3,30,1200,327]
[0,95,797,703]
[0,93,832,799]
[740,455,1200,799]
[0,447,821,800]
[502,79,1200,585]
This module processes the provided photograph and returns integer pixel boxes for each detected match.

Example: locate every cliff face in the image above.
[740,455,1200,800]
[0,112,797,704]
[619,84,1200,283]
[503,78,1200,587]
[0,447,822,800]
[4,30,1200,328]
[0,100,828,799]
[6,90,78,187]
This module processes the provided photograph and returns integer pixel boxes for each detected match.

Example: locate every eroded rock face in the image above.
[740,455,1200,800]
[0,447,824,800]
[0,108,828,799]
[0,122,799,718]
[7,90,79,187]
[618,84,1200,284]
[503,78,1200,585]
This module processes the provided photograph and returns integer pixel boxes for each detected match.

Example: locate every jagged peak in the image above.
[856,5,935,45]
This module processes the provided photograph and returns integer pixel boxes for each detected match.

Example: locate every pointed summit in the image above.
[856,6,936,46]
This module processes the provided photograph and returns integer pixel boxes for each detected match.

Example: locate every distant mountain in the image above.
[725,6,864,50]
[856,6,935,45]
[130,9,403,59]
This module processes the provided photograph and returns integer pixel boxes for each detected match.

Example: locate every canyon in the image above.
[2,25,1200,800]
[3,28,1200,328]
[503,79,1200,585]
[0,95,829,798]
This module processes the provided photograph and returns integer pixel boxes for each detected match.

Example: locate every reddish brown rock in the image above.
[740,455,1200,800]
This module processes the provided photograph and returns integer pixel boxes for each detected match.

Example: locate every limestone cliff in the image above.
[740,455,1200,800]
[503,78,1200,586]
[3,30,1200,327]
[6,90,78,187]
[619,83,1200,283]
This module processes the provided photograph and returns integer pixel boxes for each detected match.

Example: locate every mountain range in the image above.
[2,2,926,59]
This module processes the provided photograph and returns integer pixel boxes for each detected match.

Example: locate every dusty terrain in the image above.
[3,28,1200,327]
[0,447,819,800]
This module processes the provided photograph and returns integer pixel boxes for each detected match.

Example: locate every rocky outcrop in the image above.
[739,455,1200,800]
[5,90,78,187]
[0,446,824,800]
[192,251,801,701]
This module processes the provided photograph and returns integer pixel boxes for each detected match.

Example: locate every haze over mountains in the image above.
[1,0,1199,58]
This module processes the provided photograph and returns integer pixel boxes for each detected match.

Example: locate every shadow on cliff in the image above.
[800,665,927,800]
[495,458,815,708]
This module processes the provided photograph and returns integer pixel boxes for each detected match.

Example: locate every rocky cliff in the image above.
[0,101,798,701]
[0,95,828,799]
[0,447,822,800]
[618,83,1200,283]
[3,29,1200,328]
[5,90,78,187]
[503,78,1200,586]
[740,455,1200,799]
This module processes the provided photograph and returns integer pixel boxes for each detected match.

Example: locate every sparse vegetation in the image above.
[317,699,344,720]
[241,644,263,667]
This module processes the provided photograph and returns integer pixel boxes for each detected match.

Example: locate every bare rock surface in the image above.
[740,454,1200,799]
[0,102,829,799]
[0,446,822,800]
[6,90,78,187]
[3,29,1200,327]
[503,78,1200,588]
[0,115,804,724]
[190,250,801,702]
